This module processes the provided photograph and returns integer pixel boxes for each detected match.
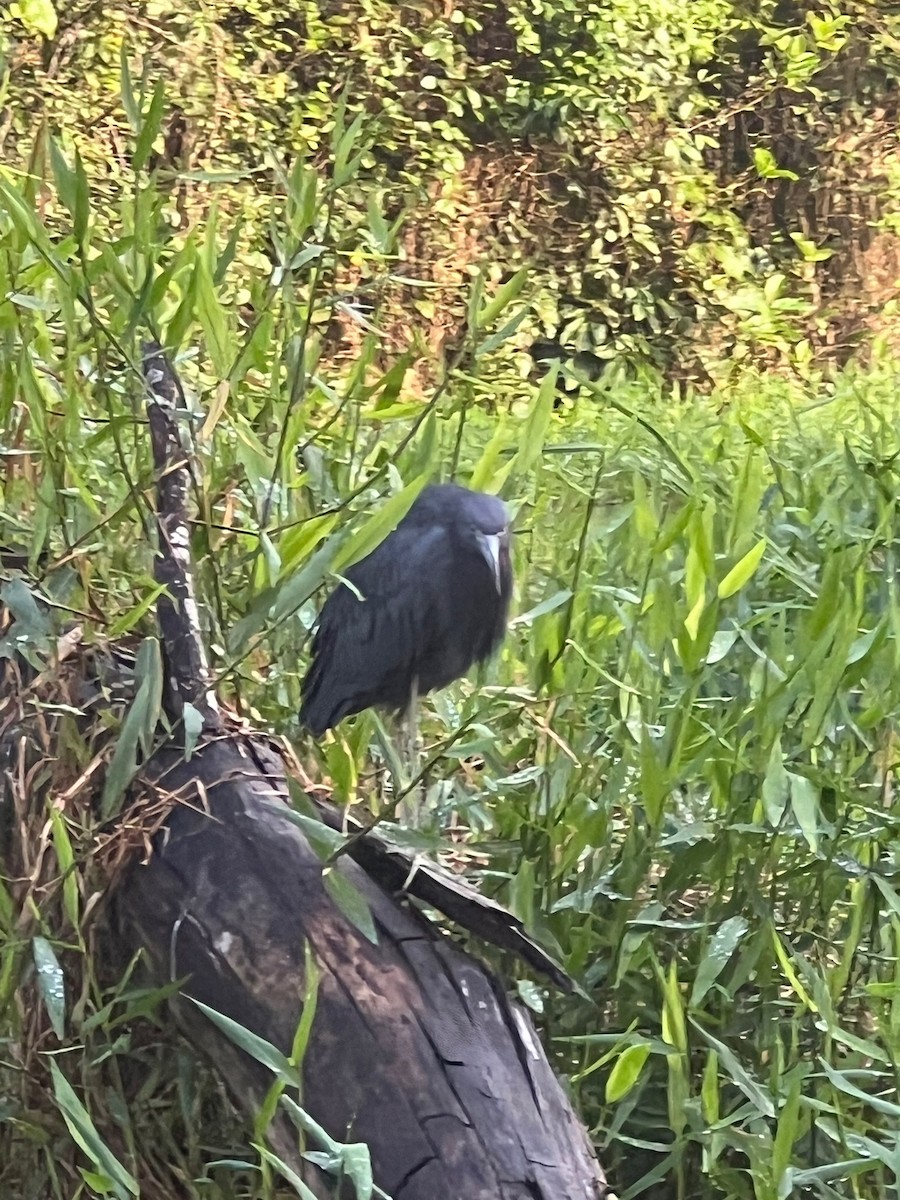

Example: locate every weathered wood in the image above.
[116,734,607,1199]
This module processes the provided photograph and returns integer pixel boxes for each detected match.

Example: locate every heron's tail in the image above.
[299,654,356,736]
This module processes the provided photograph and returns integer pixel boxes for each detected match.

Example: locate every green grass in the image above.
[2,90,900,1200]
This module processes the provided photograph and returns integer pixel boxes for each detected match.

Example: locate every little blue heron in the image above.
[300,483,513,737]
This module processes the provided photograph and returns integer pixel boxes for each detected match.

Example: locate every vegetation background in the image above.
[1,1,900,1198]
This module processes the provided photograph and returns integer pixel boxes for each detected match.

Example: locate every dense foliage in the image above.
[2,0,899,384]
[1,4,900,1199]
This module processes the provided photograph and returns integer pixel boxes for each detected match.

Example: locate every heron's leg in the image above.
[397,677,421,825]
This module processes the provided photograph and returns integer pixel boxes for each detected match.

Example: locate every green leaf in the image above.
[0,178,53,256]
[606,1042,651,1102]
[48,140,89,246]
[689,1018,775,1117]
[80,1170,116,1194]
[513,367,555,477]
[660,960,689,1136]
[516,978,544,1013]
[510,589,572,628]
[331,475,429,575]
[107,582,168,637]
[196,256,231,377]
[190,998,299,1085]
[701,1049,719,1125]
[773,1070,803,1194]
[132,79,167,174]
[287,157,319,237]
[10,0,57,38]
[717,537,766,599]
[684,540,704,612]
[281,805,347,861]
[323,868,378,945]
[468,416,512,493]
[291,944,321,1068]
[332,111,366,187]
[761,738,789,828]
[753,147,799,181]
[1,577,51,638]
[280,1096,375,1199]
[288,242,326,273]
[49,808,79,929]
[771,926,817,1013]
[101,637,163,819]
[0,875,14,932]
[254,1072,287,1143]
[228,532,344,652]
[368,357,411,412]
[789,231,832,263]
[119,46,139,130]
[214,215,246,285]
[788,772,820,852]
[660,960,687,1055]
[49,1061,139,1198]
[164,253,199,349]
[818,1058,900,1118]
[473,306,529,358]
[683,592,705,642]
[182,702,204,760]
[279,514,339,576]
[683,527,706,640]
[476,267,528,329]
[33,936,65,1039]
[690,916,749,1007]
[254,1145,320,1200]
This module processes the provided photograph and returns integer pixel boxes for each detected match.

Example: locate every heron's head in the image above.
[415,483,512,596]
[475,525,511,595]
[463,493,510,597]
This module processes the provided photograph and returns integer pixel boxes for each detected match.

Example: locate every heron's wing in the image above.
[300,524,450,733]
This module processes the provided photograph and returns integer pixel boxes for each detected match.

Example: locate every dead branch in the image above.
[142,340,220,729]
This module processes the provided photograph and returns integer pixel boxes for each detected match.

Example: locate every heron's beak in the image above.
[477,529,508,593]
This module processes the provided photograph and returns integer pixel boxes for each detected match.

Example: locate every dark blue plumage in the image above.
[300,483,513,736]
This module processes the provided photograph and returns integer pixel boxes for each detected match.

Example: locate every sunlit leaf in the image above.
[606,1042,651,1102]
[475,266,528,330]
[10,0,57,38]
[717,537,766,599]
[33,936,65,1038]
